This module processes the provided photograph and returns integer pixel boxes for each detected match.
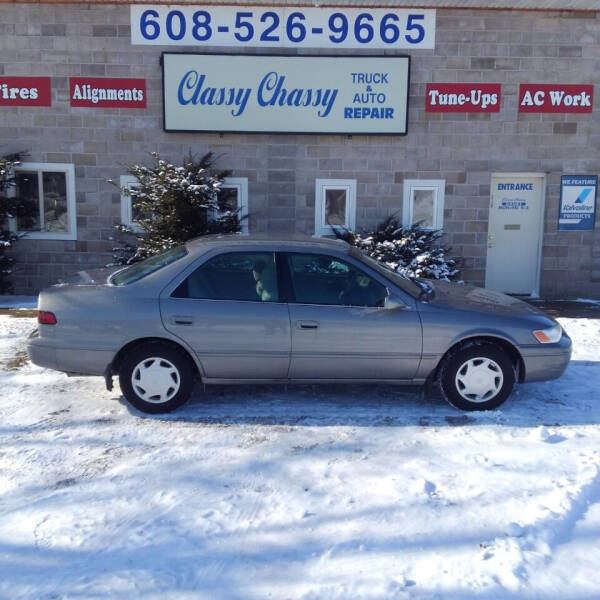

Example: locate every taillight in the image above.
[38,311,57,325]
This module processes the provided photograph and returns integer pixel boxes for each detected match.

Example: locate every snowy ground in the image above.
[1,313,600,600]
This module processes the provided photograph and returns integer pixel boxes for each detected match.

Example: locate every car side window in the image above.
[286,253,387,307]
[172,252,279,302]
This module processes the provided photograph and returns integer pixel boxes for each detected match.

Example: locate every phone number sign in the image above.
[131,6,435,49]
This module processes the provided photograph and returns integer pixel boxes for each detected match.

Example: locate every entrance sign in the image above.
[425,83,500,113]
[486,174,546,296]
[132,6,435,50]
[0,77,51,107]
[518,84,593,113]
[558,175,597,231]
[162,53,410,135]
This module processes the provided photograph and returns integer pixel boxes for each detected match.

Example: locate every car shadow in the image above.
[118,359,600,428]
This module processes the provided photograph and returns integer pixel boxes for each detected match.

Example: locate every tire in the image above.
[439,342,516,411]
[119,343,195,414]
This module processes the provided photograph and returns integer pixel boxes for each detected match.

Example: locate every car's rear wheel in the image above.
[439,342,515,411]
[119,343,195,413]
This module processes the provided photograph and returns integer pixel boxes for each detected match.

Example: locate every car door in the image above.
[160,251,291,380]
[283,252,422,380]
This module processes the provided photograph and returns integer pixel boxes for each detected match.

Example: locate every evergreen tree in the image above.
[111,152,242,265]
[334,215,460,281]
[0,152,36,293]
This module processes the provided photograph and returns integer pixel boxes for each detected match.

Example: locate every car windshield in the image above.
[353,249,423,298]
[110,246,188,286]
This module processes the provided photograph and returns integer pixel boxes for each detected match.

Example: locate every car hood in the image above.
[422,281,548,318]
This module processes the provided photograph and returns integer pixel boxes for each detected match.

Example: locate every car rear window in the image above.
[110,246,188,286]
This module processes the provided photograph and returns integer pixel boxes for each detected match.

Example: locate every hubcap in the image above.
[455,357,503,403]
[131,357,180,404]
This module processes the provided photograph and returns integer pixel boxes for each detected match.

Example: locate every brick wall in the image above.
[0,4,599,297]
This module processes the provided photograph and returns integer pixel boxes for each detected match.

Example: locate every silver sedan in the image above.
[28,235,572,414]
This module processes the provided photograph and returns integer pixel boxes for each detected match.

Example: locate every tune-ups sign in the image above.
[425,83,501,112]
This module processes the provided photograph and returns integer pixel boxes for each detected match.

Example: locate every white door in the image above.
[485,174,545,295]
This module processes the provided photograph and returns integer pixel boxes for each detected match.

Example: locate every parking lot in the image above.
[1,311,600,599]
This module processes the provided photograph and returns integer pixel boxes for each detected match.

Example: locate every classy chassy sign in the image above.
[0,77,51,106]
[518,84,593,113]
[558,175,597,231]
[132,6,435,49]
[162,53,410,134]
[69,78,146,108]
[425,83,501,112]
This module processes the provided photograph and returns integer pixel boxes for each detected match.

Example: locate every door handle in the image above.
[172,315,194,325]
[297,320,319,330]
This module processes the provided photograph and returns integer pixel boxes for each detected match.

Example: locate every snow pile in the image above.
[335,216,460,281]
[0,315,599,599]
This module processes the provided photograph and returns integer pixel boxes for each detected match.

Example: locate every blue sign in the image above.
[558,175,597,231]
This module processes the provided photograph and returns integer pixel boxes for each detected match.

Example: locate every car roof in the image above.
[185,234,351,254]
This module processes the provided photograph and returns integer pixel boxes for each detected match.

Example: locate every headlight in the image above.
[533,323,562,343]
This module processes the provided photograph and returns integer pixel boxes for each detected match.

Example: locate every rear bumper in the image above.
[27,330,57,370]
[27,331,113,376]
[520,333,572,383]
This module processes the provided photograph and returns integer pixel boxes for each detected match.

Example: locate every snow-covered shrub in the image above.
[334,216,460,281]
[110,152,243,265]
[0,152,36,293]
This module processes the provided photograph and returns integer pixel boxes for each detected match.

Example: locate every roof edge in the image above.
[0,0,598,11]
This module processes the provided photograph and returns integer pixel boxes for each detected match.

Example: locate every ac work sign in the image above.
[519,84,593,113]
[162,53,410,134]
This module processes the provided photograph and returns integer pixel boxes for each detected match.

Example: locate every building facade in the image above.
[1,0,599,297]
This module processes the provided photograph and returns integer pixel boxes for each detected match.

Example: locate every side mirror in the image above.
[384,293,407,310]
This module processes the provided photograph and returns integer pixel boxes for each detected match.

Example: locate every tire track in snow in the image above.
[500,454,600,589]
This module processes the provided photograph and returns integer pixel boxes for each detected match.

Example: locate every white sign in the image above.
[132,6,435,49]
[162,53,410,135]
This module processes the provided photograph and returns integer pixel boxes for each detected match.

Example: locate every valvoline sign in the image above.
[519,84,593,113]
[558,175,597,231]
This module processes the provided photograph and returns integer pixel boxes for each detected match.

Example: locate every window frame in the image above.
[217,177,249,235]
[120,176,249,235]
[283,251,389,308]
[171,250,280,304]
[10,162,77,241]
[120,174,142,233]
[314,179,357,237]
[402,179,445,230]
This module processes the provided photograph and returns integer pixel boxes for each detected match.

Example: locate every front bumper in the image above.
[520,332,572,383]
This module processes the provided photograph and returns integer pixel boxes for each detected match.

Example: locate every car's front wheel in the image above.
[119,343,195,413]
[439,342,516,411]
